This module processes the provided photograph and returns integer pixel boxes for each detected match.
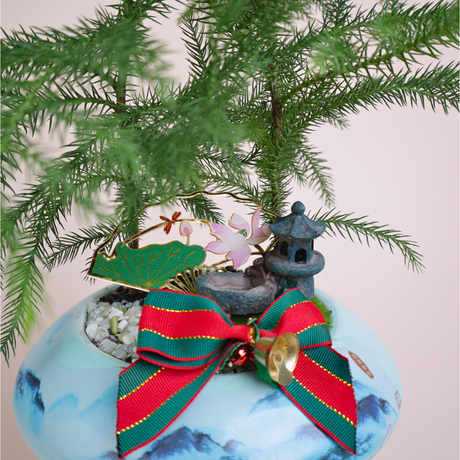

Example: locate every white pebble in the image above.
[128,315,139,325]
[99,319,110,329]
[100,339,117,354]
[112,348,128,360]
[122,334,135,345]
[94,328,109,342]
[108,308,123,319]
[123,343,136,354]
[86,295,146,362]
[86,323,98,339]
[87,302,98,313]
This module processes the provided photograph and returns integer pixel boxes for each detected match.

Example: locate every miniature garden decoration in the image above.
[2,0,459,459]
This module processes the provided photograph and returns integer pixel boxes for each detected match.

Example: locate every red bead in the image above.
[229,345,254,366]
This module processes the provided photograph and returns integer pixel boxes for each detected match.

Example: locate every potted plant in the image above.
[2,0,458,459]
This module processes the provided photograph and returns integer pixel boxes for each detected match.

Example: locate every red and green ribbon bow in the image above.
[117,288,357,457]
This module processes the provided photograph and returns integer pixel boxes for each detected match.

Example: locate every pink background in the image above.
[2,1,459,459]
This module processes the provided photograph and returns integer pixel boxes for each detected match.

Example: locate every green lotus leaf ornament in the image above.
[89,241,206,291]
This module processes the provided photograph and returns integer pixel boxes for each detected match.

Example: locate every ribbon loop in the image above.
[137,290,251,369]
[117,289,357,458]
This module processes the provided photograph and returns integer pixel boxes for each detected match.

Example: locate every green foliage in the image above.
[311,209,424,272]
[230,295,332,329]
[1,0,459,361]
[230,312,262,325]
[1,243,45,363]
[310,295,333,330]
[44,221,119,271]
[276,278,300,298]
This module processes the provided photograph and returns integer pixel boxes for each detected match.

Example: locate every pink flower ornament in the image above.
[204,207,271,269]
[179,220,193,237]
[179,220,193,245]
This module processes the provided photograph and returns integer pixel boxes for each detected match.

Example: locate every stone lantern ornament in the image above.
[265,201,326,300]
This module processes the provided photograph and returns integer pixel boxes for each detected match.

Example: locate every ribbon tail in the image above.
[282,347,358,454]
[117,342,236,458]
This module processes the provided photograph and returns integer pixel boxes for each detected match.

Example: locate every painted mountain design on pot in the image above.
[16,382,120,460]
[139,426,245,460]
[15,369,45,412]
[357,395,394,423]
[101,451,122,460]
[14,368,45,435]
[46,383,117,426]
[314,394,398,460]
[250,389,288,413]
[97,389,397,460]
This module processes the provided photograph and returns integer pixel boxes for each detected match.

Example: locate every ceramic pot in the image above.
[14,285,402,460]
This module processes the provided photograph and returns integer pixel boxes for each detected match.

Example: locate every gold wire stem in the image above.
[92,190,279,258]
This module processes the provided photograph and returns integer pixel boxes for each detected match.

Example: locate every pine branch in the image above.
[1,3,167,158]
[3,81,119,136]
[179,195,224,223]
[280,0,459,102]
[1,246,45,365]
[181,16,210,79]
[293,145,335,207]
[44,222,117,271]
[1,6,163,83]
[288,63,459,132]
[311,208,424,272]
[194,170,261,205]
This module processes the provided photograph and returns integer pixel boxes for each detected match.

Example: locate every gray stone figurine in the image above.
[265,201,326,300]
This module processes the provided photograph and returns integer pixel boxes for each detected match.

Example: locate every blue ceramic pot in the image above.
[14,285,402,460]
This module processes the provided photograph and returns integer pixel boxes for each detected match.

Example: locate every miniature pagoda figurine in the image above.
[265,201,326,299]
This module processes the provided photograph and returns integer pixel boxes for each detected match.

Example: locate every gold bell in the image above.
[253,333,300,386]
